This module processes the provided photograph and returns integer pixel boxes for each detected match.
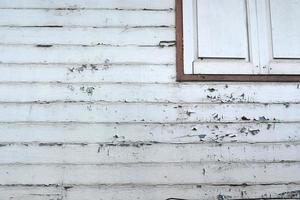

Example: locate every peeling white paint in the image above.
[0,0,299,199]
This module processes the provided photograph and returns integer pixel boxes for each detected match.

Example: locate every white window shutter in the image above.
[270,0,300,59]
[182,0,300,76]
[197,0,249,59]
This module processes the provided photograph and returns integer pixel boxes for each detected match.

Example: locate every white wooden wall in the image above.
[0,0,299,199]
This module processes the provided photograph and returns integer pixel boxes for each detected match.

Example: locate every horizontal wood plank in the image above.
[1,0,300,198]
[0,143,299,164]
[0,64,176,83]
[64,184,300,200]
[0,186,62,200]
[0,27,175,46]
[0,82,300,103]
[0,103,299,123]
[0,122,299,143]
[0,0,175,10]
[1,184,299,200]
[0,45,175,64]
[0,9,174,27]
[1,163,299,185]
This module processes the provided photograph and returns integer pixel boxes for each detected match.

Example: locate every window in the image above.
[176,0,300,81]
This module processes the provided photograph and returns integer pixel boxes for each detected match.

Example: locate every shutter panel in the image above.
[270,0,300,58]
[196,0,249,59]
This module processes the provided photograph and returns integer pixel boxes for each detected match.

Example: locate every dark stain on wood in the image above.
[159,40,176,48]
[36,44,53,48]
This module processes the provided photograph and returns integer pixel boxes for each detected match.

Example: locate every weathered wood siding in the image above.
[0,1,299,199]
